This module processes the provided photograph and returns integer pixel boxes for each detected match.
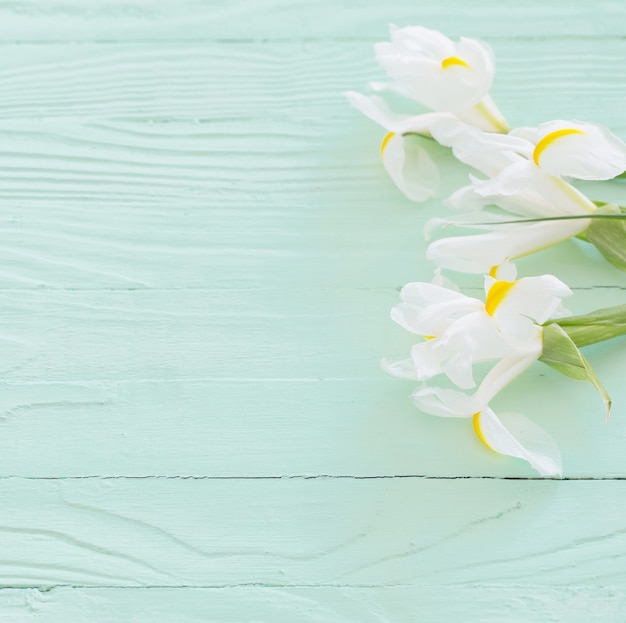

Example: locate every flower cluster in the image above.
[347,25,626,476]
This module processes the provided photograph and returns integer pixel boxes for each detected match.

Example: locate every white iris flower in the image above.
[345,25,508,202]
[374,25,506,129]
[383,267,571,389]
[427,120,626,273]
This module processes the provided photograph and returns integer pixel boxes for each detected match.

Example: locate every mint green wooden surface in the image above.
[1,1,626,620]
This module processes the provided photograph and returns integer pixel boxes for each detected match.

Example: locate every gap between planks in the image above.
[0,581,590,590]
[0,474,625,481]
[0,35,625,45]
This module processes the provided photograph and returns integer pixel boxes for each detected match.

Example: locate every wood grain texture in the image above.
[0,42,623,292]
[1,0,626,618]
[0,477,624,588]
[0,0,624,41]
[0,586,624,623]
[0,287,625,477]
[0,40,624,125]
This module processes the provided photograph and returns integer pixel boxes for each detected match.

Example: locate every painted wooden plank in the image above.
[0,206,621,290]
[0,194,622,289]
[0,283,624,477]
[0,4,624,615]
[0,241,622,483]
[0,41,624,128]
[0,42,623,292]
[0,477,624,587]
[0,585,623,623]
[0,361,625,478]
[0,40,622,481]
[0,126,619,292]
[0,0,623,41]
[0,129,623,290]
[0,286,623,381]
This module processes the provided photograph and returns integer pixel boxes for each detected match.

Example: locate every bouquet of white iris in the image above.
[347,25,626,476]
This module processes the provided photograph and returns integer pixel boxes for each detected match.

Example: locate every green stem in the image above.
[472,213,626,226]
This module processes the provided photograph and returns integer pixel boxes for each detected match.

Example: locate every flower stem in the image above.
[473,213,626,226]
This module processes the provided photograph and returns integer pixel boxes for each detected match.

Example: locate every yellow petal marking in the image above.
[380,132,395,155]
[441,56,470,70]
[423,335,435,340]
[485,280,516,316]
[488,265,499,279]
[473,412,494,450]
[533,128,585,166]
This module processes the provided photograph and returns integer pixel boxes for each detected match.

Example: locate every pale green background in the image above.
[0,1,625,620]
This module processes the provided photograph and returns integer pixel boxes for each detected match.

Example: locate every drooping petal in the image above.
[426,219,590,274]
[443,130,596,217]
[442,349,479,389]
[394,282,482,335]
[380,357,419,380]
[411,354,561,475]
[424,211,522,242]
[446,179,570,218]
[418,298,487,334]
[413,353,540,419]
[409,339,472,385]
[529,173,596,215]
[475,408,562,476]
[344,91,454,133]
[430,119,531,175]
[533,120,626,180]
[411,385,479,418]
[368,80,415,100]
[445,182,497,212]
[381,132,440,202]
[390,302,426,335]
[407,338,480,389]
[392,296,483,338]
[400,281,470,306]
[437,309,524,362]
[470,159,538,197]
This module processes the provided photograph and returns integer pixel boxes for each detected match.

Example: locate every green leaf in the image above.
[575,229,590,243]
[540,323,611,417]
[590,202,626,212]
[587,204,626,272]
[545,304,626,348]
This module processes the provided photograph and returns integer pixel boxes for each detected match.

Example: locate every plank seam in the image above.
[0,581,619,591]
[0,475,624,481]
[0,36,624,45]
